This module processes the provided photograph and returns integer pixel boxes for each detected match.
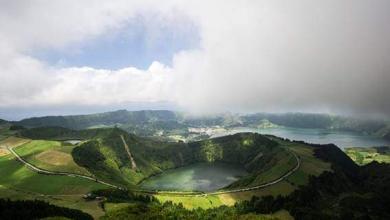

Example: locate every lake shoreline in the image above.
[138,162,249,192]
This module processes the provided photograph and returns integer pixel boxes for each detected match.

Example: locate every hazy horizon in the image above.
[0,107,387,122]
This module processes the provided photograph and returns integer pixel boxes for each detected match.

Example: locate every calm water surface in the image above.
[212,127,390,149]
[139,162,248,192]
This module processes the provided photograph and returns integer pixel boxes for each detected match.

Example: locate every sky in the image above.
[0,0,390,120]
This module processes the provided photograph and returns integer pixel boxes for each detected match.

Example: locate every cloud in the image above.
[0,0,389,118]
[40,62,173,106]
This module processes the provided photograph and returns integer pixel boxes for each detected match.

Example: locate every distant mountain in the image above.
[242,112,390,135]
[13,110,390,140]
[15,110,183,136]
[0,119,7,125]
[15,109,176,128]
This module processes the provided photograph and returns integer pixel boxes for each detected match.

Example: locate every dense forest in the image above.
[0,199,92,220]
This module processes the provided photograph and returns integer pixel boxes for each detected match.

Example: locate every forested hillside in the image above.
[68,128,285,188]
[13,110,390,140]
[98,143,390,220]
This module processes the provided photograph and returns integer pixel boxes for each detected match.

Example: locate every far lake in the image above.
[139,162,248,192]
[211,127,390,149]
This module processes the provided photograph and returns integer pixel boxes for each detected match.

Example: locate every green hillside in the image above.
[345,146,390,165]
[98,142,390,219]
[69,128,287,189]
[4,125,390,219]
[15,110,183,136]
[13,110,390,141]
[14,140,91,175]
[13,126,322,194]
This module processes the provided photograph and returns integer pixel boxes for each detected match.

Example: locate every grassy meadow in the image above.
[0,126,333,219]
[345,146,390,165]
[14,139,91,175]
[0,137,109,218]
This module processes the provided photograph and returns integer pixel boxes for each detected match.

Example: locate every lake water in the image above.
[211,127,390,149]
[139,162,248,192]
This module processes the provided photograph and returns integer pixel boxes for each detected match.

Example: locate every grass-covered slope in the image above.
[71,128,194,187]
[14,140,91,175]
[345,146,390,165]
[15,110,183,136]
[15,126,324,193]
[100,141,390,219]
[19,126,121,140]
[70,128,286,189]
[0,153,105,195]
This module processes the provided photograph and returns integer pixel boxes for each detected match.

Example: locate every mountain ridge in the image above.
[12,110,390,140]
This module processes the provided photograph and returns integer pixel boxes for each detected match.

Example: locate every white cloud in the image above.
[0,0,389,117]
[40,61,173,106]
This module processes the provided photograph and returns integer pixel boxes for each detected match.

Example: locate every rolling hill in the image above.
[60,128,287,188]
[12,110,390,141]
[2,124,390,219]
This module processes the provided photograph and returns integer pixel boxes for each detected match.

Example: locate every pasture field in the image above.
[219,181,296,203]
[0,148,8,156]
[155,194,223,209]
[345,147,390,165]
[14,139,91,175]
[250,150,296,186]
[0,153,106,195]
[275,138,331,185]
[0,151,109,218]
[0,136,30,156]
[0,136,30,148]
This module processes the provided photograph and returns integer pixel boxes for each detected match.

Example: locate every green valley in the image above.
[2,2,390,219]
[0,121,389,219]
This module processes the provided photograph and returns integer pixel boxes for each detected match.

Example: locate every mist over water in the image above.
[211,127,390,149]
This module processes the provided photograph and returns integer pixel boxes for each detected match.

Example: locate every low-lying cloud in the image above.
[0,0,389,119]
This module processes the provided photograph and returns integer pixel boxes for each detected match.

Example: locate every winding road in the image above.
[7,142,300,196]
[208,148,300,195]
[7,146,122,190]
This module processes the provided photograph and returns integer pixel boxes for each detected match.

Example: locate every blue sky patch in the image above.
[33,15,200,70]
